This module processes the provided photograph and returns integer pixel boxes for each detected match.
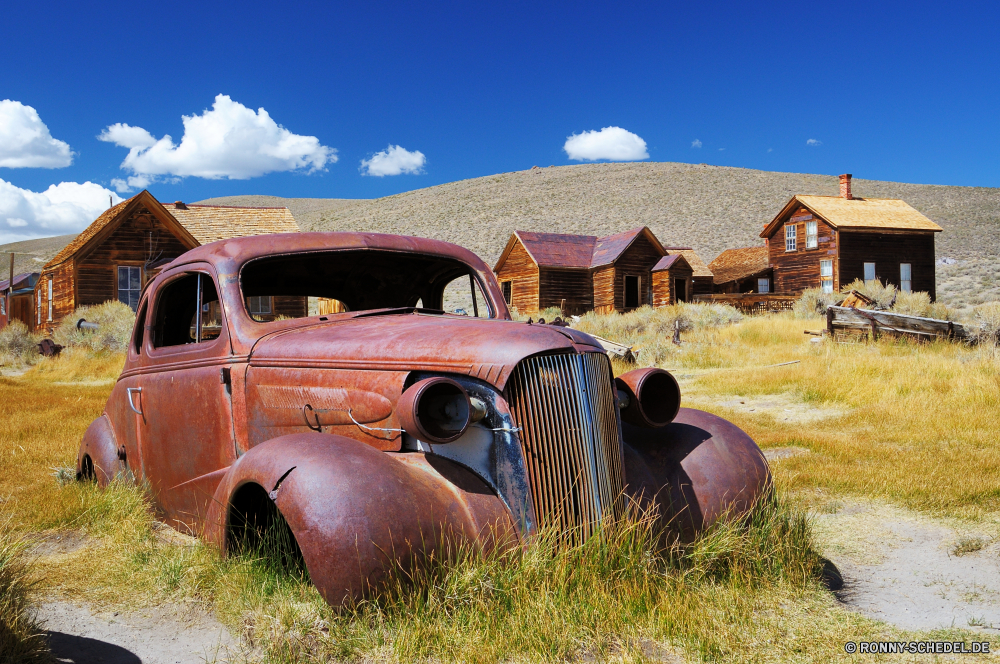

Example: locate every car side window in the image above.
[133,299,147,354]
[152,272,223,348]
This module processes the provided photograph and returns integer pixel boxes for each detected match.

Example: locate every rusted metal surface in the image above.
[621,407,772,540]
[614,367,680,428]
[76,231,771,606]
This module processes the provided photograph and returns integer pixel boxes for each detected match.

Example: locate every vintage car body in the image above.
[77,232,770,606]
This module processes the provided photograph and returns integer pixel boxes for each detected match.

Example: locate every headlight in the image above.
[615,367,681,428]
[398,377,472,443]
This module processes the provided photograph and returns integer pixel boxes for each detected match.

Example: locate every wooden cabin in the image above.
[663,247,714,296]
[33,191,300,333]
[761,175,942,298]
[651,254,693,306]
[709,246,772,293]
[0,272,39,330]
[494,227,711,315]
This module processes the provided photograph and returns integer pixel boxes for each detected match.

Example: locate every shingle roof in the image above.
[169,203,300,244]
[708,246,769,285]
[590,228,645,268]
[762,195,943,237]
[514,231,597,268]
[665,248,712,278]
[45,196,134,268]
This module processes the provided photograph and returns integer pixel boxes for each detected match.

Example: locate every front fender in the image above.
[204,432,517,606]
[621,407,771,539]
[76,415,122,487]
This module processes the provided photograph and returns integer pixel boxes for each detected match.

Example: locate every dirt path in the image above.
[38,601,236,664]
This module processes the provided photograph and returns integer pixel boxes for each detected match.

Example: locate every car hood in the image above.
[248,313,605,389]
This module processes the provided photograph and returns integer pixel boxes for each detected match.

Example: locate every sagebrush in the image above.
[0,320,38,367]
[53,300,136,353]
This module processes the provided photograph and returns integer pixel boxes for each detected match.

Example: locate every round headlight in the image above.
[615,367,680,428]
[398,377,471,443]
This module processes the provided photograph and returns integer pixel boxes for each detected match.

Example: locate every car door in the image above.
[139,265,237,532]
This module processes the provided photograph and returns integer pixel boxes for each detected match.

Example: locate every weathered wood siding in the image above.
[593,266,615,314]
[609,235,662,312]
[538,268,592,314]
[77,209,191,307]
[274,295,308,319]
[35,263,75,333]
[652,265,693,307]
[838,230,936,299]
[766,207,839,295]
[692,276,714,296]
[495,239,539,314]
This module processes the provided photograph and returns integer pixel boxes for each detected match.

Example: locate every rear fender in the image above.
[76,415,124,487]
[621,407,771,539]
[204,432,517,606]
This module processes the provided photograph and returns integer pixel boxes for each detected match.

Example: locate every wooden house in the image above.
[33,191,299,332]
[494,227,710,315]
[651,254,693,306]
[663,248,714,296]
[709,246,772,293]
[760,175,942,297]
[1,272,39,330]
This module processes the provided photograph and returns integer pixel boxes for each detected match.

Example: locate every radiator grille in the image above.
[505,352,623,539]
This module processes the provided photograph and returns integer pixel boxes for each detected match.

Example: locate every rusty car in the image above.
[76,232,770,606]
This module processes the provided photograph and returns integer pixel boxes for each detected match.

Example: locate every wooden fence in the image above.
[826,306,967,343]
[692,293,797,314]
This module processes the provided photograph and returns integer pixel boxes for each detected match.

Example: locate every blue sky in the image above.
[1,0,998,241]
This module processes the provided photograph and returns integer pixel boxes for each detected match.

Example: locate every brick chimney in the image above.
[839,174,853,200]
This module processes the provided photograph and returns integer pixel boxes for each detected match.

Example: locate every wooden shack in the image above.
[709,246,772,293]
[663,247,714,296]
[34,191,300,333]
[760,174,942,297]
[651,254,693,306]
[1,272,39,330]
[494,227,711,315]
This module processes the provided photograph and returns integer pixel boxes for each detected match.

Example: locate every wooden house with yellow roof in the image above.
[33,190,299,332]
[760,174,943,298]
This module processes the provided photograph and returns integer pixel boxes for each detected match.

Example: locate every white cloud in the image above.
[0,179,122,244]
[806,138,822,146]
[691,139,702,148]
[99,95,337,189]
[0,100,73,168]
[360,145,426,177]
[564,126,649,161]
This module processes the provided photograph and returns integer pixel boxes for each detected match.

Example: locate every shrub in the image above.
[0,320,38,367]
[792,288,839,319]
[840,278,897,309]
[53,301,136,353]
[891,290,957,320]
[0,522,51,663]
[970,301,1000,345]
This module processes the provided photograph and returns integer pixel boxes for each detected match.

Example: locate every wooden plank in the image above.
[827,306,966,341]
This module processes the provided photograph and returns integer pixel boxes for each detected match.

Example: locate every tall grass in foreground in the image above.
[0,520,50,664]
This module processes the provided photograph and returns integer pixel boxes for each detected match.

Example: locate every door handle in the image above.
[126,387,143,415]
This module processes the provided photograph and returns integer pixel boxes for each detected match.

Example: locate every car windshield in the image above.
[239,249,495,322]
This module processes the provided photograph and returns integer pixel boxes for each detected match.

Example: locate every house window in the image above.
[37,288,41,325]
[1,296,5,316]
[624,275,640,308]
[900,263,912,293]
[117,266,142,312]
[501,281,512,305]
[757,278,770,294]
[864,262,876,282]
[47,278,53,321]
[806,221,818,249]
[246,295,273,320]
[785,224,797,252]
[820,260,833,294]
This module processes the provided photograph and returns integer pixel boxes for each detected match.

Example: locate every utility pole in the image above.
[5,253,12,325]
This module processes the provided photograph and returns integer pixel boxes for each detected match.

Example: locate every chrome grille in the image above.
[505,352,623,539]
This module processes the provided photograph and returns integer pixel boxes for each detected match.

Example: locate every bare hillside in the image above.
[198,162,1000,267]
[0,234,77,278]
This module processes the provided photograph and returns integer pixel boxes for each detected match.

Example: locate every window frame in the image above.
[117,265,143,313]
[805,220,818,249]
[757,278,770,294]
[246,295,274,318]
[501,280,512,305]
[147,267,228,356]
[820,260,834,294]
[864,262,876,282]
[900,263,912,293]
[47,278,53,322]
[785,224,797,252]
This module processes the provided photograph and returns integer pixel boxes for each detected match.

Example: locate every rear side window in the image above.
[133,300,147,354]
[152,273,223,347]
